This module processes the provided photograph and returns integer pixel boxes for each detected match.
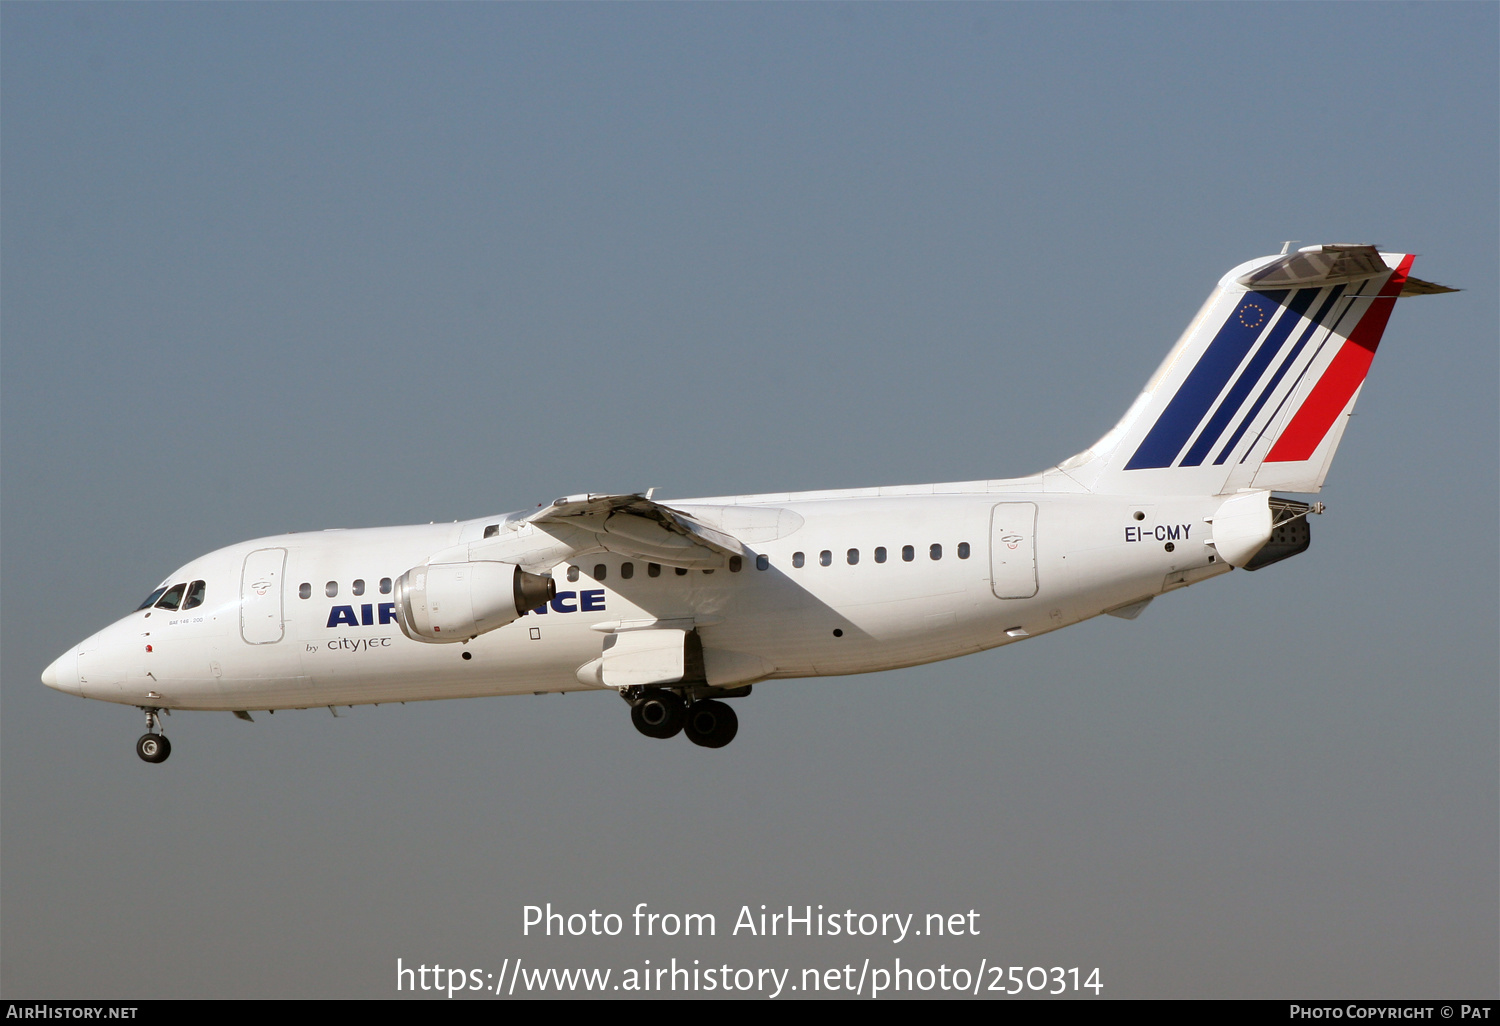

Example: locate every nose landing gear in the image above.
[136,707,171,764]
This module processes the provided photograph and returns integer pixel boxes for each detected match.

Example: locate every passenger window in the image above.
[352,579,365,596]
[902,545,915,562]
[793,552,805,568]
[326,581,338,598]
[675,567,688,576]
[875,547,887,563]
[958,542,971,559]
[729,556,742,573]
[755,554,769,571]
[819,550,832,566]
[567,566,580,583]
[380,578,392,595]
[847,548,859,565]
[137,587,169,611]
[648,563,662,578]
[930,544,942,560]
[621,562,634,580]
[181,580,207,610]
[155,583,187,611]
[593,564,607,581]
[299,583,312,599]
[702,569,714,575]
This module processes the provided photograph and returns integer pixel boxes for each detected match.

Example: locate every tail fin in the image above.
[1056,245,1447,496]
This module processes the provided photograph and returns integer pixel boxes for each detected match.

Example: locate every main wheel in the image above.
[683,699,738,749]
[630,690,685,739]
[136,733,171,764]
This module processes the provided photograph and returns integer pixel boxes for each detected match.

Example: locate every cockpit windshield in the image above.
[136,587,168,611]
[136,580,207,613]
[182,580,207,610]
[154,583,187,611]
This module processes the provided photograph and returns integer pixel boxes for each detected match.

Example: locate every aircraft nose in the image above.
[42,648,81,694]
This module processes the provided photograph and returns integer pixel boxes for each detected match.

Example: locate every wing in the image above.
[526,493,745,570]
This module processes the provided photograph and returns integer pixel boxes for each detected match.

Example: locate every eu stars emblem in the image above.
[1237,302,1266,329]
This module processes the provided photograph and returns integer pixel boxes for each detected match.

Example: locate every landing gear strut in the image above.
[136,707,171,764]
[625,689,741,748]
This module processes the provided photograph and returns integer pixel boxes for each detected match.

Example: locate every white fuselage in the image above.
[46,482,1231,712]
[42,245,1427,762]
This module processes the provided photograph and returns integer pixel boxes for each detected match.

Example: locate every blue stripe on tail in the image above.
[1179,288,1318,467]
[1123,290,1289,470]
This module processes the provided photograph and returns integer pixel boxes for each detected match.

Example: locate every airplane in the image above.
[41,244,1454,762]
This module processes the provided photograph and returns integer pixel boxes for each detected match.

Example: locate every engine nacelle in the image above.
[392,561,556,643]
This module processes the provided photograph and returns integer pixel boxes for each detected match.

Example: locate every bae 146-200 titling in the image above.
[42,244,1453,761]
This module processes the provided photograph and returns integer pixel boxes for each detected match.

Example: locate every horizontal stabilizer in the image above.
[1399,276,1459,297]
[1235,244,1389,289]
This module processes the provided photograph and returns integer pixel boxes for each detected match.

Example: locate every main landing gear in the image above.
[136,707,171,764]
[625,688,740,749]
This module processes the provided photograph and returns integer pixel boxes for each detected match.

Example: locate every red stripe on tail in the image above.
[1266,254,1414,463]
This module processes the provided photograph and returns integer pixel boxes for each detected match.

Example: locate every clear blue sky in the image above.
[4,3,1495,997]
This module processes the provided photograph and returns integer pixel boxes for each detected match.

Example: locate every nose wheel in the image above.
[136,707,171,764]
[136,732,171,763]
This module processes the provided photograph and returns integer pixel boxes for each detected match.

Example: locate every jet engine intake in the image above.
[393,561,555,643]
